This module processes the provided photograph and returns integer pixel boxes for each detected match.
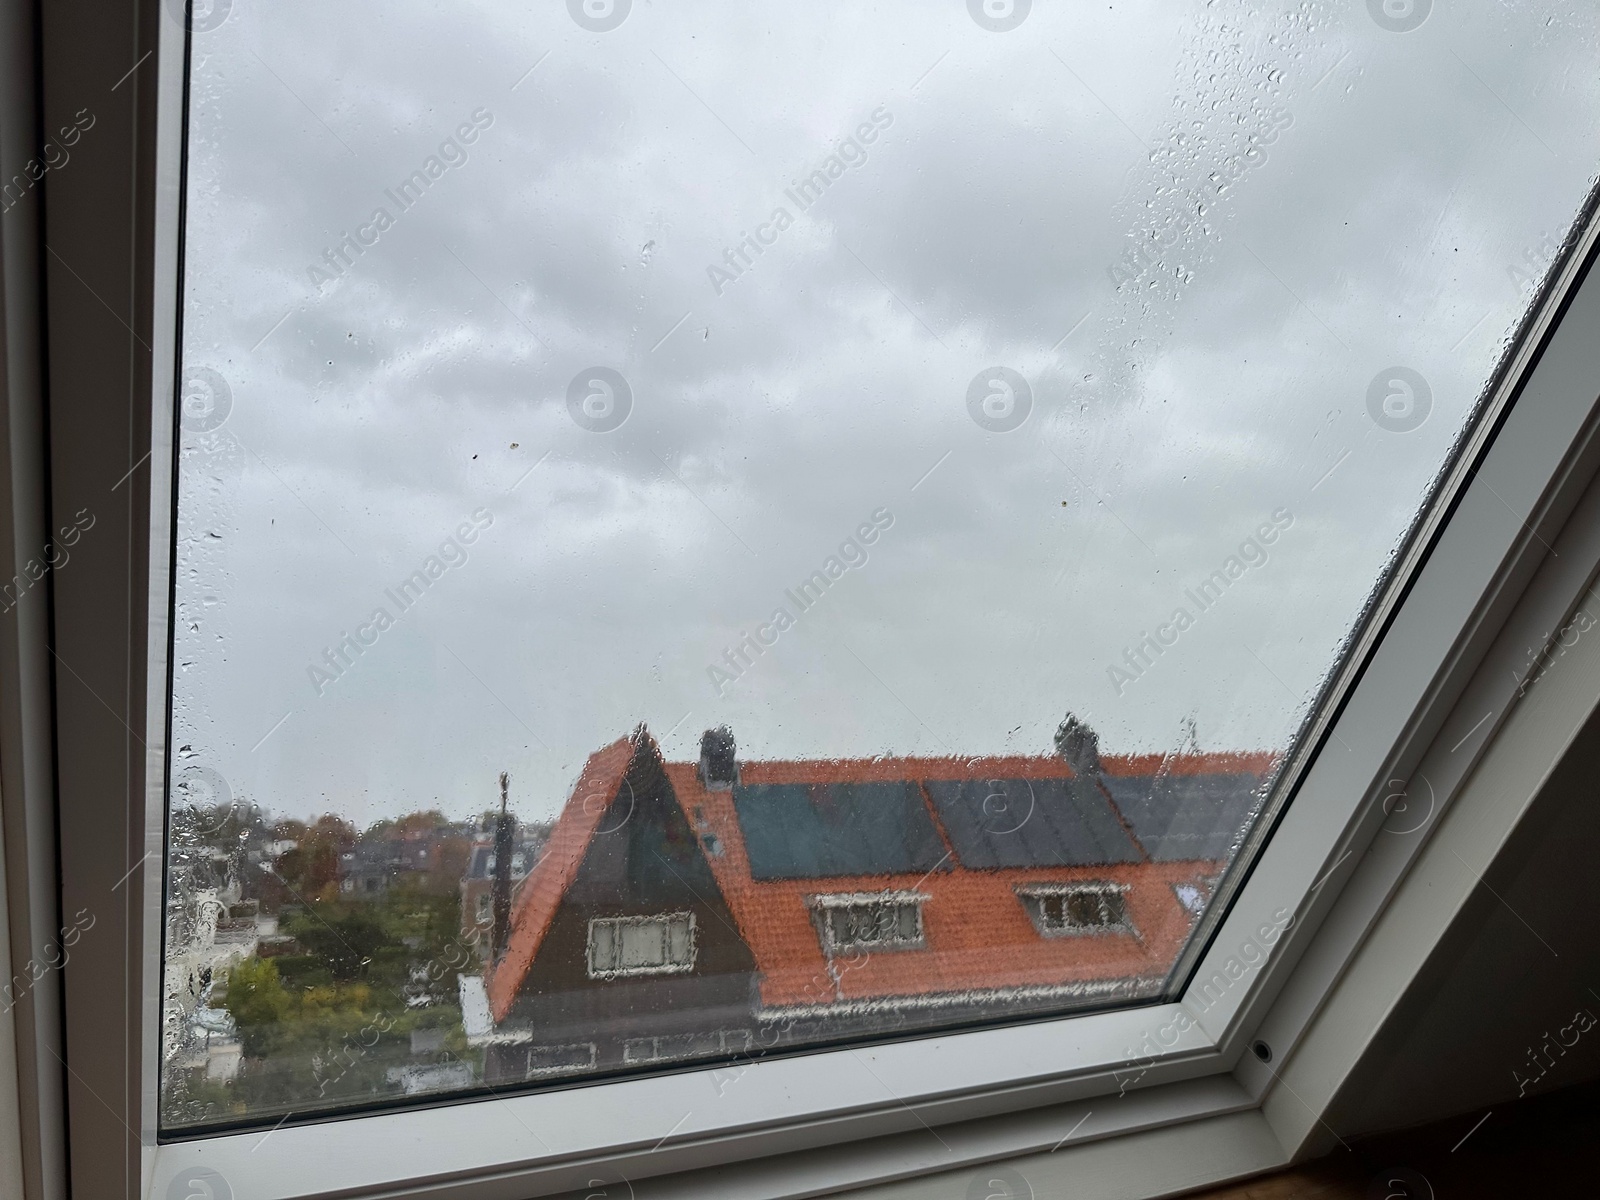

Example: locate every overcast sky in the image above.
[170,0,1600,829]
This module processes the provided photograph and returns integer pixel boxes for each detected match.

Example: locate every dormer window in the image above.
[811,892,926,953]
[1016,883,1133,937]
[586,913,696,979]
[1173,882,1208,916]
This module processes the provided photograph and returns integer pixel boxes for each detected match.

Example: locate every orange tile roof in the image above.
[1101,750,1278,778]
[486,733,636,1022]
[488,732,1258,1021]
[671,757,1208,1010]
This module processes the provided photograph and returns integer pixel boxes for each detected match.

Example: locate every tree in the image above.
[394,809,449,835]
[273,814,356,902]
[365,809,448,840]
[287,905,387,982]
[225,958,292,1057]
[200,883,477,1119]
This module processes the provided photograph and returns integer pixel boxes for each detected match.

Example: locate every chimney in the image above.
[1054,713,1102,781]
[491,771,513,963]
[698,726,738,790]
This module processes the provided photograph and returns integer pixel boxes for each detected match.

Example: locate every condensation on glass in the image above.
[159,0,1600,1129]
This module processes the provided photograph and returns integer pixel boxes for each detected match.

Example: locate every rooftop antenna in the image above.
[1180,714,1200,755]
[491,771,513,964]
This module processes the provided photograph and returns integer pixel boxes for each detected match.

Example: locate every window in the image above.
[26,0,1598,1194]
[524,1043,597,1077]
[149,0,1600,1130]
[1172,882,1208,917]
[1017,883,1133,936]
[586,913,697,978]
[623,1028,753,1065]
[813,892,926,952]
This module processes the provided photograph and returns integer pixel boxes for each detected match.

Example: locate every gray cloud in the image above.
[173,0,1600,827]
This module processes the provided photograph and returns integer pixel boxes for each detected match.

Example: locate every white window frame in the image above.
[586,913,697,980]
[810,890,928,953]
[623,1029,753,1066]
[1172,881,1210,916]
[7,7,1600,1200]
[523,1042,598,1079]
[1016,882,1134,937]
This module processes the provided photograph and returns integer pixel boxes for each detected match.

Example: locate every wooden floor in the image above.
[1179,1161,1368,1200]
[1176,1077,1600,1199]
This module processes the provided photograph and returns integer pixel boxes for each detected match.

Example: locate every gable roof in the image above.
[677,754,1199,1011]
[485,732,637,1022]
[487,733,1273,1020]
[463,839,539,882]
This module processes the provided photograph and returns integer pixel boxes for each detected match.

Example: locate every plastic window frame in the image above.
[1015,881,1133,938]
[809,891,929,954]
[10,4,1600,1199]
[585,912,698,980]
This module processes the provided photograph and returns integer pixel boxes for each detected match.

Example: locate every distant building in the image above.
[338,842,395,899]
[163,870,268,1069]
[465,725,1271,1084]
[338,826,468,899]
[385,1061,475,1095]
[459,830,544,943]
[255,934,301,958]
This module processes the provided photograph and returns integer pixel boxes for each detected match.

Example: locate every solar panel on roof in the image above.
[922,777,1142,869]
[732,781,949,880]
[1101,772,1263,862]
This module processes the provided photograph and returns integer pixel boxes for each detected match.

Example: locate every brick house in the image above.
[458,831,544,944]
[338,825,469,899]
[464,724,1271,1084]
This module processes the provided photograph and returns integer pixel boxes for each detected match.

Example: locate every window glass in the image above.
[162,0,1600,1129]
[1018,883,1130,935]
[819,894,926,951]
[587,913,696,977]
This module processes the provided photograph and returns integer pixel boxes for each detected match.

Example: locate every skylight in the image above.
[161,0,1600,1131]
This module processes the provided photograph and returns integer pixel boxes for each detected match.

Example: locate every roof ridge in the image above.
[485,732,644,1021]
[484,731,1277,1027]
